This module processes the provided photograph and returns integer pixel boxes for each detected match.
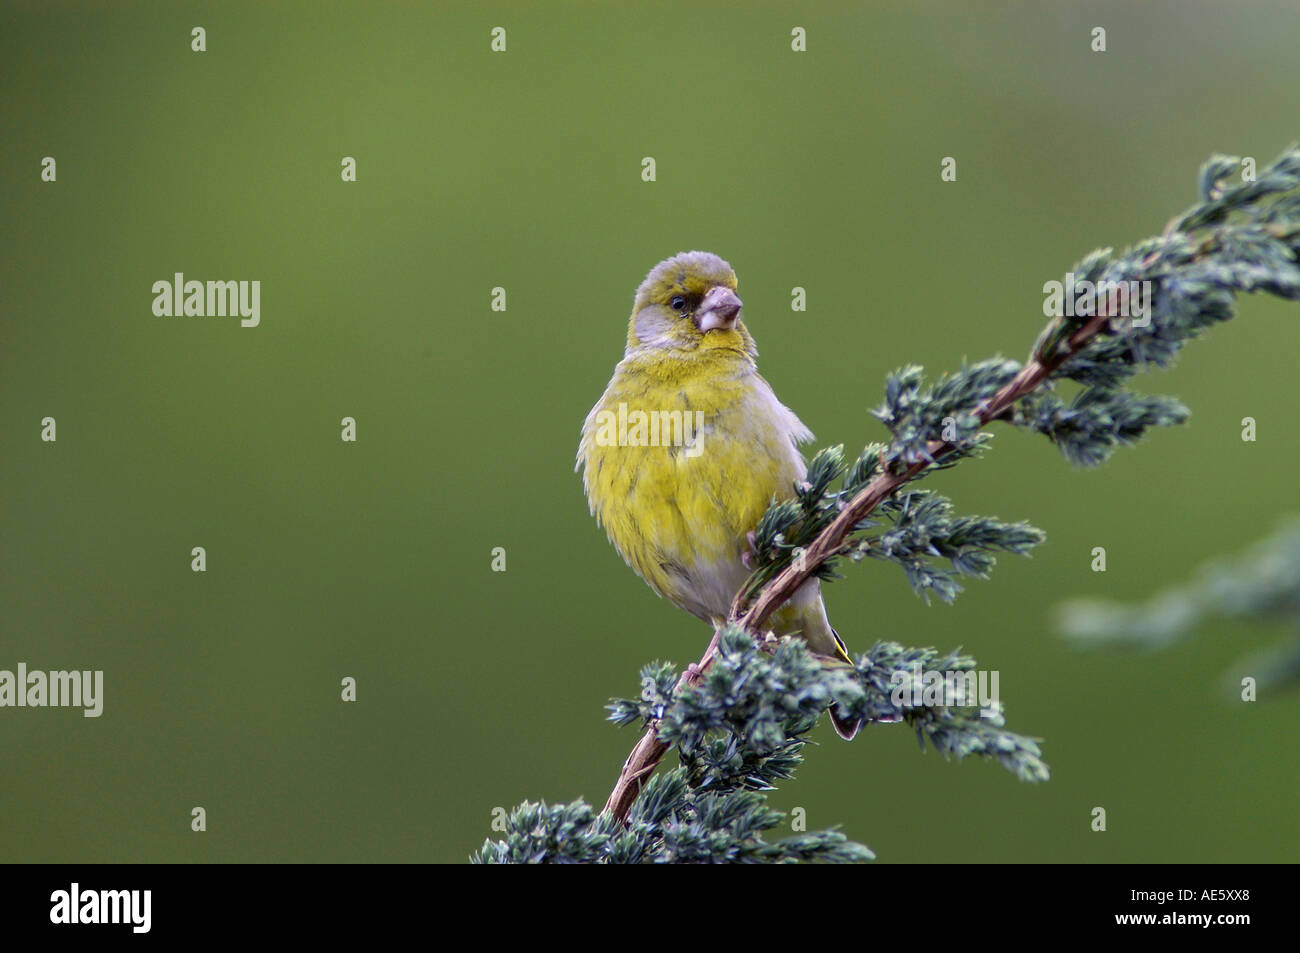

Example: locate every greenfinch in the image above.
[578,251,860,739]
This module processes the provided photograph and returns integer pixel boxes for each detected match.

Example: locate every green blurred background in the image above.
[3,1,1298,863]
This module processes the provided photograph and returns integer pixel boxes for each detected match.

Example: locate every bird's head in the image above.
[626,251,755,356]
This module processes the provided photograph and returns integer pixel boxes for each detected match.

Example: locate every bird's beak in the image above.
[696,286,743,332]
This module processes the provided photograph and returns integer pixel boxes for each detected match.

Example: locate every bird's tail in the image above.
[830,710,862,741]
[770,581,862,740]
[827,627,862,741]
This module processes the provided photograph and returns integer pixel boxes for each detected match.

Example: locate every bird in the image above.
[577,251,861,739]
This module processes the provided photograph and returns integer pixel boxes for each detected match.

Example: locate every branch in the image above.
[601,317,1103,821]
[600,146,1300,825]
[603,628,719,820]
[731,314,1108,634]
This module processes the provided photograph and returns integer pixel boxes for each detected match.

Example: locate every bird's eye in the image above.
[670,296,687,312]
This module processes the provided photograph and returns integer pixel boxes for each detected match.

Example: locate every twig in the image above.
[602,626,721,818]
[598,157,1300,822]
[732,309,1112,634]
[601,306,1118,822]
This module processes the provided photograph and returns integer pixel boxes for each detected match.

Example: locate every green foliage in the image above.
[477,627,1050,863]
[471,800,621,864]
[1023,147,1300,463]
[472,766,873,864]
[1019,387,1190,468]
[873,359,1022,468]
[746,147,1300,610]
[852,490,1046,604]
[840,638,1049,782]
[1058,518,1300,696]
[746,447,1046,604]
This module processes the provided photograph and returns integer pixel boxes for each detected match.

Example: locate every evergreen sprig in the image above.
[873,359,1022,468]
[853,490,1046,604]
[477,627,1049,863]
[1058,518,1300,696]
[732,147,1300,636]
[1017,387,1191,467]
[472,767,873,864]
[745,448,1046,605]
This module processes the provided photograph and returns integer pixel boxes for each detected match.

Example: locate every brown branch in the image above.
[602,627,720,819]
[592,154,1300,827]
[602,302,1123,824]
[731,308,1112,634]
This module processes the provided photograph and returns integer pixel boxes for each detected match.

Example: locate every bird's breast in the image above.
[580,359,810,619]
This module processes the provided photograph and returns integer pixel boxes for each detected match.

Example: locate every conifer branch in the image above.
[479,146,1300,859]
[599,146,1300,827]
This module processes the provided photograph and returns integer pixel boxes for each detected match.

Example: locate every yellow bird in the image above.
[578,251,860,739]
